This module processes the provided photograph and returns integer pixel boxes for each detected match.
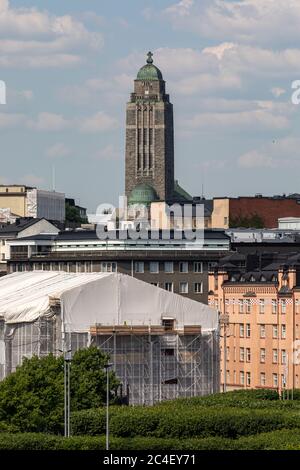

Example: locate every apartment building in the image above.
[208,252,300,393]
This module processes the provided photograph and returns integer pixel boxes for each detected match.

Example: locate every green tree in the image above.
[65,203,87,224]
[230,213,265,229]
[0,347,118,434]
[70,347,119,411]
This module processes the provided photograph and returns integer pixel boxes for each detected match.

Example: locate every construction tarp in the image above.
[0,271,218,332]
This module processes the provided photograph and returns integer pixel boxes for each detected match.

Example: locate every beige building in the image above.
[208,254,300,393]
[0,185,65,222]
[150,201,211,230]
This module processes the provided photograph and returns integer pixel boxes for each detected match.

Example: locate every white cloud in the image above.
[79,112,118,133]
[19,174,45,187]
[92,144,120,161]
[0,109,118,134]
[46,142,71,159]
[165,0,194,17]
[58,74,132,106]
[28,112,70,131]
[238,137,300,168]
[0,112,26,128]
[0,0,103,68]
[238,151,276,169]
[271,87,286,98]
[163,0,300,46]
[182,107,290,133]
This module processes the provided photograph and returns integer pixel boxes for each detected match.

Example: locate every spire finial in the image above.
[147,51,153,64]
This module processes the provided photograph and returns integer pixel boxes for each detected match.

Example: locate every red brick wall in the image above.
[229,198,300,228]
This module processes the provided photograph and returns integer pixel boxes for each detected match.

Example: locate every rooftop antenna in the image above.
[201,183,204,199]
[52,165,56,192]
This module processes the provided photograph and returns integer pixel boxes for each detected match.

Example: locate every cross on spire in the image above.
[147,51,153,64]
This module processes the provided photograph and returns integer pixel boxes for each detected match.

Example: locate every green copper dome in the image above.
[128,183,159,206]
[137,51,163,81]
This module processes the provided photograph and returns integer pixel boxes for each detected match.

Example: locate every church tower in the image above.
[125,52,175,205]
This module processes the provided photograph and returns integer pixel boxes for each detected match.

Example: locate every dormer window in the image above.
[250,275,256,282]
[260,275,266,282]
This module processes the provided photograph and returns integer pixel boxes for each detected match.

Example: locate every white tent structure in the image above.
[0,271,219,404]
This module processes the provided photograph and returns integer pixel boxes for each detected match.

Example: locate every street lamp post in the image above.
[104,363,113,451]
[59,348,72,437]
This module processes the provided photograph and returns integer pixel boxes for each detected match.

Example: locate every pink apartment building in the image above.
[208,253,300,393]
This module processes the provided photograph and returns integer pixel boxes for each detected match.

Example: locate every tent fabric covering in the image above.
[0,272,218,333]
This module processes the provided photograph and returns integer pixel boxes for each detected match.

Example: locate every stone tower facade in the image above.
[125,52,174,203]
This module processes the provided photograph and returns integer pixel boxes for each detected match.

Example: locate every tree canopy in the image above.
[0,347,119,434]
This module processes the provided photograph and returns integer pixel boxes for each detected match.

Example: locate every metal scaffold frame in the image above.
[92,325,219,406]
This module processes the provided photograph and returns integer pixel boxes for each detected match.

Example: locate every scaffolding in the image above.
[89,325,219,405]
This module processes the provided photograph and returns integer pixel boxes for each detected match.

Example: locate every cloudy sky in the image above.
[1,0,300,211]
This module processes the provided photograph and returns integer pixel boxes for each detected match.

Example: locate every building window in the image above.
[281,299,286,314]
[281,324,286,339]
[260,372,266,387]
[1,254,5,261]
[246,372,251,386]
[259,299,265,314]
[179,282,188,294]
[239,299,244,314]
[193,262,203,273]
[272,299,277,314]
[227,370,230,382]
[273,373,278,388]
[240,371,245,385]
[162,319,174,330]
[245,299,251,314]
[260,324,266,338]
[135,261,144,273]
[149,151,153,169]
[246,348,251,362]
[100,262,117,273]
[165,282,173,292]
[224,217,228,225]
[260,348,266,363]
[239,347,245,362]
[149,128,153,145]
[246,324,251,338]
[273,325,278,339]
[179,261,188,273]
[194,282,203,294]
[239,324,244,338]
[226,347,230,361]
[281,350,287,365]
[281,374,286,388]
[149,261,159,273]
[164,261,174,273]
[272,349,278,364]
[214,275,218,290]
